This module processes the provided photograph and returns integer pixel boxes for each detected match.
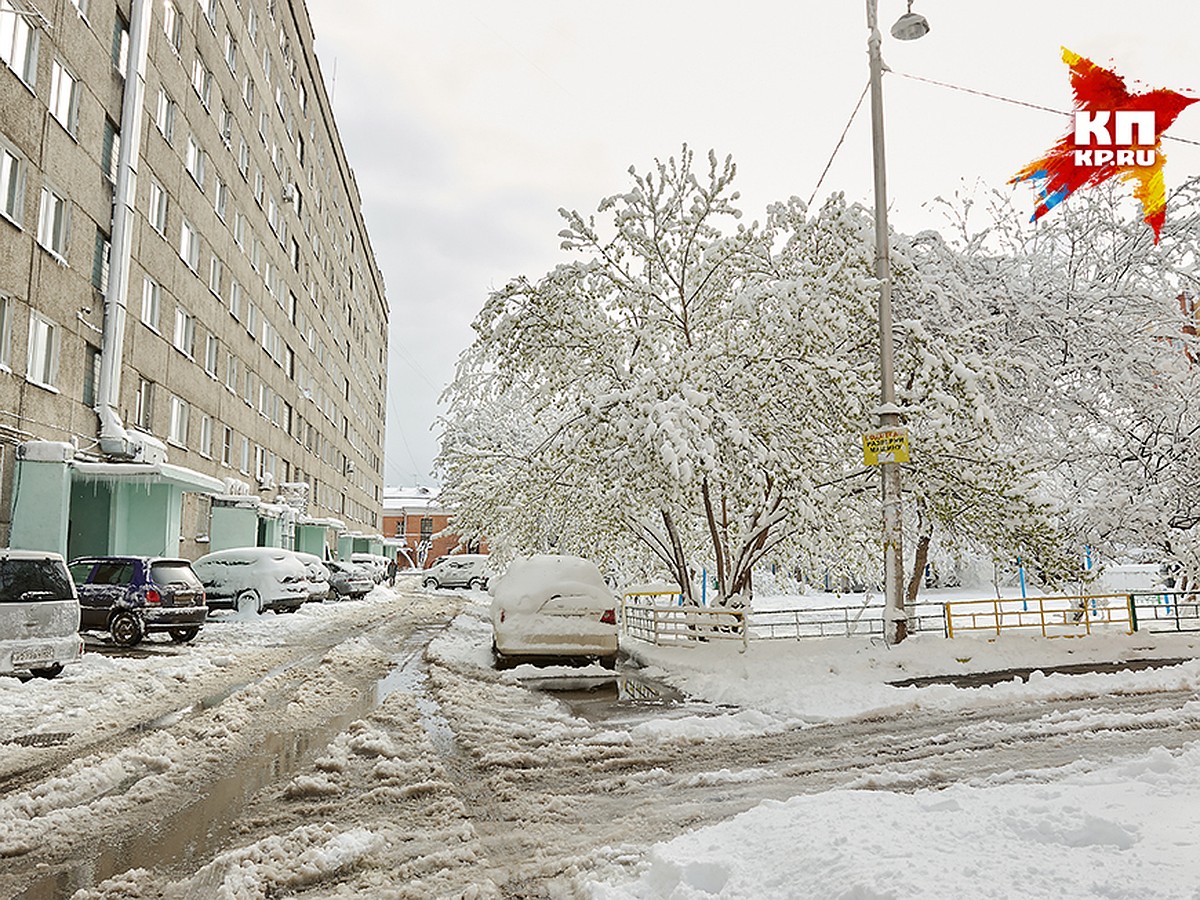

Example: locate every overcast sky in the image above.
[303,0,1200,488]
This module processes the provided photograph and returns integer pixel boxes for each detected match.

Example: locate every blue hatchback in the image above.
[68,556,208,647]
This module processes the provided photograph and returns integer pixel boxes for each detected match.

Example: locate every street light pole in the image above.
[866,0,925,643]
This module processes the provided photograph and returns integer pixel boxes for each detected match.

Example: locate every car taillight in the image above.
[146,588,161,605]
[499,609,506,623]
[600,608,616,625]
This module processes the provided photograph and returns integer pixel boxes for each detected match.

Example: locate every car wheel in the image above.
[235,590,262,615]
[423,578,438,590]
[169,627,199,643]
[468,577,484,591]
[492,640,513,670]
[29,664,63,679]
[109,610,144,647]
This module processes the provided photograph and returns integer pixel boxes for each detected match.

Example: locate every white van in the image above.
[0,550,84,679]
[422,554,490,591]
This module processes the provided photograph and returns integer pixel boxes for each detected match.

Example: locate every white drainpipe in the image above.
[97,0,152,459]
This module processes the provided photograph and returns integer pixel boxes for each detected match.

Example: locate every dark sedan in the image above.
[68,556,208,647]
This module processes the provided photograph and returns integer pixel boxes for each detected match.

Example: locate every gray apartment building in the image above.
[0,0,388,560]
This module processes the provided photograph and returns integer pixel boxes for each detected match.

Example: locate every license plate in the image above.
[12,645,53,666]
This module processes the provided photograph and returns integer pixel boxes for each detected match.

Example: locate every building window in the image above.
[0,144,25,225]
[204,333,218,376]
[0,0,39,86]
[37,186,69,260]
[148,179,168,234]
[199,414,213,457]
[168,394,189,445]
[179,218,199,270]
[208,256,223,297]
[26,313,59,388]
[135,377,154,430]
[242,73,254,109]
[101,119,121,183]
[228,278,243,320]
[0,294,11,368]
[213,176,228,220]
[238,137,249,177]
[419,517,433,541]
[82,343,100,407]
[224,31,237,72]
[173,307,195,357]
[240,435,250,473]
[112,12,130,76]
[155,87,176,142]
[163,0,182,51]
[233,210,245,247]
[224,352,238,392]
[191,57,212,108]
[185,135,206,188]
[221,425,233,465]
[92,228,110,293]
[49,59,80,134]
[199,0,217,28]
[141,276,161,330]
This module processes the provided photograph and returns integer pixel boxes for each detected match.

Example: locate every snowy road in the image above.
[2,587,1199,898]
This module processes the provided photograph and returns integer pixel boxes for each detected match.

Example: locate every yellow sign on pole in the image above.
[863,428,910,466]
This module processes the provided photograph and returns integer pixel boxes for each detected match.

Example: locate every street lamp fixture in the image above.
[866,0,928,643]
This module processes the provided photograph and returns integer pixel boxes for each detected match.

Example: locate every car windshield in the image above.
[150,561,204,589]
[0,557,74,603]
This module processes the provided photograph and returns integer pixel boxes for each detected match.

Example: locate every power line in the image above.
[892,69,1200,148]
[808,81,870,208]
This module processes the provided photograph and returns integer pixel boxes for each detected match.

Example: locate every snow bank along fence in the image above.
[619,590,944,646]
[621,589,1200,646]
[943,591,1200,638]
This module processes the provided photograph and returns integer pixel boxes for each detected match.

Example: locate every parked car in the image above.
[423,554,490,591]
[0,550,84,680]
[326,560,374,600]
[350,553,390,583]
[191,547,309,614]
[490,555,618,668]
[292,552,333,602]
[68,556,208,646]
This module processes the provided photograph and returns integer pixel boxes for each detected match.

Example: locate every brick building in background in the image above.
[382,486,485,569]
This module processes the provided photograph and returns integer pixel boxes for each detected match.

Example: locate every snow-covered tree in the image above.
[439,149,1091,612]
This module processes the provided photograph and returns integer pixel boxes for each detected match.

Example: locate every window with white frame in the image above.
[233,210,245,247]
[0,0,39,86]
[221,425,233,465]
[112,12,129,76]
[48,59,80,134]
[213,176,228,220]
[228,278,243,320]
[92,228,110,293]
[219,105,233,146]
[0,144,24,224]
[225,351,238,392]
[208,256,223,296]
[0,294,12,368]
[245,300,258,337]
[224,31,237,72]
[135,376,154,429]
[163,0,181,50]
[140,275,161,330]
[101,119,120,182]
[172,307,195,357]
[238,137,249,177]
[155,87,176,141]
[191,57,212,108]
[37,186,69,259]
[199,0,217,28]
[168,394,189,445]
[147,179,168,234]
[204,333,218,376]
[242,73,254,109]
[199,414,213,457]
[240,435,250,473]
[247,7,257,44]
[178,218,199,270]
[26,312,59,388]
[185,135,206,188]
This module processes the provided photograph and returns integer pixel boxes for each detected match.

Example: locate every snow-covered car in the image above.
[0,550,84,679]
[350,553,390,583]
[292,552,333,602]
[69,555,208,646]
[326,560,374,600]
[423,554,489,591]
[191,547,309,614]
[490,555,618,668]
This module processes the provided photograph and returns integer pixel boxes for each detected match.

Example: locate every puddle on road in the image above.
[522,671,687,722]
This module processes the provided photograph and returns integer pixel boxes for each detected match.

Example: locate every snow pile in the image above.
[586,744,1200,899]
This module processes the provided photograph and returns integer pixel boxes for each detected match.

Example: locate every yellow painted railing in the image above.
[944,594,1135,638]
